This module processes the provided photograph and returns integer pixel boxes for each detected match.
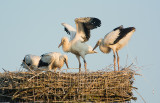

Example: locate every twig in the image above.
[27,71,46,81]
[22,61,35,73]
[2,68,9,72]
[133,88,146,103]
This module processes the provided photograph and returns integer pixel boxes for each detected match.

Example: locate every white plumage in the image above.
[38,52,69,72]
[59,17,101,73]
[21,54,41,71]
[93,25,136,71]
[61,23,76,41]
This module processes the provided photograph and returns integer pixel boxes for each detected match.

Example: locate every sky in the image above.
[0,0,160,102]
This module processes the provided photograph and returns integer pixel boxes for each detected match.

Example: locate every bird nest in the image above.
[0,65,139,102]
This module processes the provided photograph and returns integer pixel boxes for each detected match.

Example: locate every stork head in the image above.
[63,54,69,69]
[58,37,68,48]
[93,39,103,51]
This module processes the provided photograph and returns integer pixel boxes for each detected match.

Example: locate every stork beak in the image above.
[93,42,99,51]
[58,42,62,48]
[65,60,69,69]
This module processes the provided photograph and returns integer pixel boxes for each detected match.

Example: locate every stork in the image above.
[58,17,101,73]
[21,54,41,71]
[38,52,69,72]
[93,25,136,71]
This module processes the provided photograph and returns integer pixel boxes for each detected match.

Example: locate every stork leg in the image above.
[76,55,81,73]
[113,50,116,71]
[116,51,120,71]
[84,59,87,74]
[49,60,54,71]
[54,68,57,72]
[48,64,52,71]
[81,56,87,74]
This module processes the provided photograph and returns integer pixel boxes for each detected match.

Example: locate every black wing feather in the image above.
[38,60,49,67]
[79,17,101,42]
[75,17,101,42]
[113,27,135,44]
[82,23,90,41]
[113,25,123,31]
[38,54,50,67]
[64,27,70,35]
[85,18,101,30]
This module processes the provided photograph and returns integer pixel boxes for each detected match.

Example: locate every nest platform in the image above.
[0,67,138,102]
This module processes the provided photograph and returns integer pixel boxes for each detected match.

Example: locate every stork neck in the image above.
[59,57,64,65]
[99,44,107,53]
[76,23,84,33]
[99,42,111,54]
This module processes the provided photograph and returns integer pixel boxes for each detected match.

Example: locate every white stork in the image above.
[21,54,41,71]
[38,52,69,72]
[93,25,136,71]
[58,17,101,73]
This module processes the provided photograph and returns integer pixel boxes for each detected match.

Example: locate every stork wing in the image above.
[104,25,123,45]
[61,23,76,41]
[113,27,135,44]
[75,17,101,42]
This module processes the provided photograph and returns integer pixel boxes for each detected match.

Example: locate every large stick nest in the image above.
[0,66,139,102]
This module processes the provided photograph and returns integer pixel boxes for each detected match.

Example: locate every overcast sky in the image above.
[0,0,160,102]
